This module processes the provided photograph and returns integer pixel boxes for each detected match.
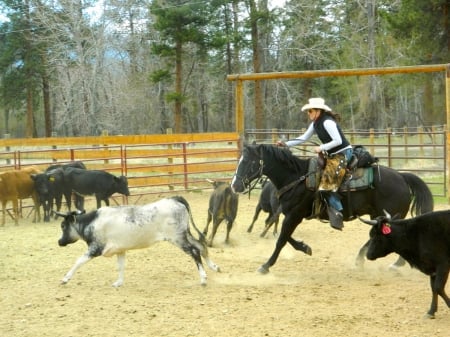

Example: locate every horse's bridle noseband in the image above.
[233,158,264,194]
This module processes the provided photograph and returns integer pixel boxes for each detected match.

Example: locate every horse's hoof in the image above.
[305,246,312,256]
[257,265,269,274]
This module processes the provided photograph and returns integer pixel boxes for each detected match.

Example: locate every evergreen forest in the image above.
[0,0,448,137]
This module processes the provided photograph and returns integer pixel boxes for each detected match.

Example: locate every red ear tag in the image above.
[381,223,391,235]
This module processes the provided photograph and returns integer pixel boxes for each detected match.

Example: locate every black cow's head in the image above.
[115,176,130,196]
[359,210,397,260]
[31,173,51,198]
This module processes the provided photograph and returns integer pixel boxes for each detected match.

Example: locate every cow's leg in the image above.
[203,212,212,235]
[195,239,220,272]
[178,239,208,285]
[426,274,439,318]
[94,195,103,209]
[225,219,233,244]
[12,198,19,225]
[75,195,85,211]
[355,240,370,269]
[260,213,275,237]
[42,198,50,222]
[63,192,72,211]
[247,205,262,233]
[112,253,126,287]
[425,267,450,318]
[388,256,407,271]
[53,194,63,218]
[207,218,221,247]
[61,253,93,284]
[1,201,6,226]
[32,194,41,223]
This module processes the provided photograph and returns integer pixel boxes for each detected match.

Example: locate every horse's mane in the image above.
[262,144,309,173]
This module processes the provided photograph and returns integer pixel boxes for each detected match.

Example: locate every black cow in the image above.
[203,180,239,247]
[32,161,86,221]
[360,210,450,318]
[63,167,130,209]
[247,179,281,237]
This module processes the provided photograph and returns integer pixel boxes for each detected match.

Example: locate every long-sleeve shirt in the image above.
[285,120,351,155]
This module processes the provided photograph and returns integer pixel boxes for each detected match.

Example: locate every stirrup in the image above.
[327,206,344,230]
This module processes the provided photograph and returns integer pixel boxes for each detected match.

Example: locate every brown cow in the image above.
[203,179,239,247]
[0,166,42,226]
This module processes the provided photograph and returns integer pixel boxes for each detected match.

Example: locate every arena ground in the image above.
[0,191,448,337]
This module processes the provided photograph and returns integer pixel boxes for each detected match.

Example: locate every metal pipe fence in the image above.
[245,126,446,199]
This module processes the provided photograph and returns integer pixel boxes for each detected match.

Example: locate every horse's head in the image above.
[231,144,263,193]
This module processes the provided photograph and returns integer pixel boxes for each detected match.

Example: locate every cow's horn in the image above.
[53,211,67,218]
[358,216,378,226]
[383,209,392,220]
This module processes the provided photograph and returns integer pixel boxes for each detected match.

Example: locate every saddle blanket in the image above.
[306,157,374,192]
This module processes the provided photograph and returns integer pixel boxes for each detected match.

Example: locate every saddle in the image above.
[305,157,375,221]
[306,146,377,192]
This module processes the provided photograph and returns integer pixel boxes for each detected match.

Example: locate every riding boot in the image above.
[327,205,344,230]
[307,191,323,220]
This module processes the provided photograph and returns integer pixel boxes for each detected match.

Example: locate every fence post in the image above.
[369,128,374,155]
[271,128,278,144]
[403,126,408,164]
[418,126,424,157]
[182,142,188,190]
[387,128,392,167]
[4,133,10,165]
[51,131,57,162]
[167,128,174,191]
[102,130,109,165]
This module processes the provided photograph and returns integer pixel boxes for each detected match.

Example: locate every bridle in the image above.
[233,157,264,195]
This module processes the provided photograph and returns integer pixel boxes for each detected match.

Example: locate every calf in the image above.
[56,196,220,286]
[32,161,86,221]
[0,166,42,226]
[360,210,450,318]
[63,167,130,210]
[203,180,239,247]
[247,179,281,237]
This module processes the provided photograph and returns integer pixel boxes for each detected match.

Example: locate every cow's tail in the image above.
[171,195,208,246]
[400,172,434,216]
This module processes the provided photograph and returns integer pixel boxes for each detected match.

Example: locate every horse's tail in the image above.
[400,172,434,216]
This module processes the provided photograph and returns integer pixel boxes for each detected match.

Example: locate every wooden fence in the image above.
[0,132,242,207]
[0,128,447,221]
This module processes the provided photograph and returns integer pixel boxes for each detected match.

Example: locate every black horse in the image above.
[231,144,434,274]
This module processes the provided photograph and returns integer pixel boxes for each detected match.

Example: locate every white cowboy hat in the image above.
[301,97,332,112]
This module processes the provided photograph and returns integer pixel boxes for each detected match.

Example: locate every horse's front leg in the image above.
[258,235,288,274]
[258,215,303,274]
[287,237,312,255]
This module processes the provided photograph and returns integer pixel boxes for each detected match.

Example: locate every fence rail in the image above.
[0,133,242,208]
[0,128,447,219]
[245,126,447,199]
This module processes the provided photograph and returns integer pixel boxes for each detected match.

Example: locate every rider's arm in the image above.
[284,123,315,147]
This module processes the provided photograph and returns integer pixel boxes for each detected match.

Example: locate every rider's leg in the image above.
[319,154,346,230]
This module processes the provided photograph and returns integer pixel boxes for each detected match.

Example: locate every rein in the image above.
[276,171,316,199]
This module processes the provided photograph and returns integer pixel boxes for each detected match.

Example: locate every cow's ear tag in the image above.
[381,222,391,235]
[49,177,55,182]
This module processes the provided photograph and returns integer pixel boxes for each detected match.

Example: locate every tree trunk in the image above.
[249,0,264,135]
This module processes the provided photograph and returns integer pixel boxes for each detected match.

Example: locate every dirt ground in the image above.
[1,191,449,337]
